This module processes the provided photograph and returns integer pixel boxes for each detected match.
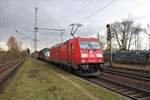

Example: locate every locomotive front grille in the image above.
[80,64,101,73]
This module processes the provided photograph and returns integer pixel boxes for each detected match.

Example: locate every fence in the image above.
[104,51,150,65]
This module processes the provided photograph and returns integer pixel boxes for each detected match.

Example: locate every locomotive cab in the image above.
[79,38,104,76]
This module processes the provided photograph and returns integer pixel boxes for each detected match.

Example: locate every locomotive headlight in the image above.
[96,54,103,57]
[82,59,86,63]
[81,54,88,58]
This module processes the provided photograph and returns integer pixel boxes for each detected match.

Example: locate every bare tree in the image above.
[111,19,143,50]
[144,24,150,50]
[7,36,18,50]
[7,36,22,58]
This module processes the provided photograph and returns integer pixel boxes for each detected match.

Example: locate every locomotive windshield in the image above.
[80,41,101,49]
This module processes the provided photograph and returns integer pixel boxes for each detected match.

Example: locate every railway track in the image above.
[85,76,150,100]
[102,67,150,82]
[84,74,150,100]
[107,66,150,75]
[0,59,25,89]
[83,66,150,100]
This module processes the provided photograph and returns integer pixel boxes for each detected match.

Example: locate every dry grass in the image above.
[0,58,123,100]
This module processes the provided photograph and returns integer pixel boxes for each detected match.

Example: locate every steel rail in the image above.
[102,68,150,82]
[0,59,25,89]
[110,66,150,74]
[0,59,23,68]
[84,76,150,100]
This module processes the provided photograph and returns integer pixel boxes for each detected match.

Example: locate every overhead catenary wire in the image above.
[15,30,35,52]
[15,30,35,41]
[76,0,150,30]
[71,0,95,20]
[79,0,117,23]
[121,0,150,14]
[0,7,12,33]
[38,8,62,28]
[112,0,150,22]
[76,0,94,14]
[94,0,150,26]
[134,12,150,21]
[36,8,67,42]
[32,7,66,48]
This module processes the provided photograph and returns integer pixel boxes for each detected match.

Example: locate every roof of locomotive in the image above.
[79,37,98,41]
[51,37,98,48]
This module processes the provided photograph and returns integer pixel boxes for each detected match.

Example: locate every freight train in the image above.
[37,37,104,76]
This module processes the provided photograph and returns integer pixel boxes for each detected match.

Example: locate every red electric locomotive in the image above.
[50,37,104,76]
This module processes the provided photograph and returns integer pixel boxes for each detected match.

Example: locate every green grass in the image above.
[0,58,123,100]
[49,63,123,100]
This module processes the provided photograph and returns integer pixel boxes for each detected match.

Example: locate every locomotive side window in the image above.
[68,44,71,48]
[69,43,74,49]
[71,44,74,49]
[80,41,101,49]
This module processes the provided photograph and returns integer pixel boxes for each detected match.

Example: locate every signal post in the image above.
[106,24,112,67]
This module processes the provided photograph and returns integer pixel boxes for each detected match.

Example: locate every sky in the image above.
[0,0,150,51]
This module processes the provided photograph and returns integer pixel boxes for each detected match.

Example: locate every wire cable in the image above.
[0,7,12,33]
[72,0,94,19]
[79,0,117,23]
[121,0,150,14]
[134,12,150,21]
[38,8,62,28]
[95,0,150,25]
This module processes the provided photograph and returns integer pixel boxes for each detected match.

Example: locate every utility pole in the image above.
[97,32,100,44]
[34,7,38,51]
[69,23,82,37]
[106,24,112,67]
[33,7,65,51]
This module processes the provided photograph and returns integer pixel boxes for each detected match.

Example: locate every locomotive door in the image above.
[68,43,74,64]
